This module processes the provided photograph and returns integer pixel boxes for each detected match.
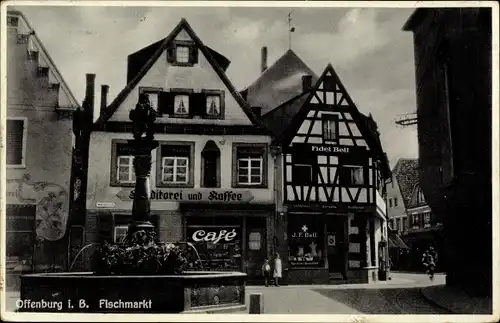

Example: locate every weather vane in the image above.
[288,11,295,50]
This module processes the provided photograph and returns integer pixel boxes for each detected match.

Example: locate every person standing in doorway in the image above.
[262,259,271,287]
[273,253,282,286]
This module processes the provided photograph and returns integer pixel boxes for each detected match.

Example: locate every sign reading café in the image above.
[116,188,254,203]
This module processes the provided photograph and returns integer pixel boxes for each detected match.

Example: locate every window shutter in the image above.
[189,46,199,64]
[158,92,174,115]
[97,212,114,243]
[7,120,24,165]
[166,45,176,63]
[189,93,205,117]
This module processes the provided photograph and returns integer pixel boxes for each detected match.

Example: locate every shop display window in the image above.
[288,215,324,267]
[186,217,242,271]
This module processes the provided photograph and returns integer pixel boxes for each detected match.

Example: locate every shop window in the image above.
[288,214,324,267]
[6,205,36,277]
[156,142,195,188]
[321,114,338,142]
[110,140,136,187]
[186,217,242,271]
[201,140,220,188]
[7,118,27,167]
[232,143,268,188]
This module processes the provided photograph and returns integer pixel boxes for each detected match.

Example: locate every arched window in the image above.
[201,140,220,188]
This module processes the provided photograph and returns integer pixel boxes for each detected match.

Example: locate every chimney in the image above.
[84,74,96,122]
[261,47,268,73]
[302,75,313,92]
[100,85,109,112]
[251,106,262,117]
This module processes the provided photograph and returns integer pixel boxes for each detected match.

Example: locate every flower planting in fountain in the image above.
[92,230,203,275]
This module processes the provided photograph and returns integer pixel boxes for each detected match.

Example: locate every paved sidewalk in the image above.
[420,285,493,314]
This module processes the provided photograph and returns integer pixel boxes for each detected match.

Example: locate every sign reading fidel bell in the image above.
[116,188,254,203]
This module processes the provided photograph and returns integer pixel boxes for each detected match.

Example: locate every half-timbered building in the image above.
[79,18,276,281]
[261,63,391,284]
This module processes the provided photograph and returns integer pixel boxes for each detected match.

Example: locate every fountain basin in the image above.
[19,271,247,313]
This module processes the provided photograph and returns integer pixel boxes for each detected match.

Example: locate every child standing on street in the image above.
[262,259,271,287]
[273,253,282,287]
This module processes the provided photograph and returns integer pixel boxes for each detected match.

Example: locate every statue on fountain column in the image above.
[129,93,157,142]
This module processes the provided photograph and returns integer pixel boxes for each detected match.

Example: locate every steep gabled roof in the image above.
[8,10,80,110]
[96,18,260,127]
[392,158,419,209]
[273,63,391,179]
[261,91,310,137]
[242,49,318,115]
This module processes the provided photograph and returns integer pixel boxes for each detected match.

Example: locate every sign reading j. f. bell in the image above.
[116,188,254,203]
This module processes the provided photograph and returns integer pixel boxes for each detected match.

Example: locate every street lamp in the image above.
[127,93,159,236]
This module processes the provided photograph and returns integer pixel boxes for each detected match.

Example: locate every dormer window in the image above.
[176,46,190,64]
[167,40,198,66]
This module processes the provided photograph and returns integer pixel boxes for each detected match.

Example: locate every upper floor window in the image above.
[394,197,398,207]
[423,212,431,228]
[158,90,224,119]
[167,41,198,66]
[139,87,162,111]
[110,140,135,187]
[396,218,402,232]
[388,198,393,208]
[201,140,220,188]
[233,144,268,188]
[174,94,189,115]
[411,214,420,229]
[403,217,408,231]
[7,118,27,167]
[156,142,195,188]
[322,114,338,142]
[291,152,315,185]
[339,154,366,186]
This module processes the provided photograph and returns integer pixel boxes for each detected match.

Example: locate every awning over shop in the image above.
[388,232,410,249]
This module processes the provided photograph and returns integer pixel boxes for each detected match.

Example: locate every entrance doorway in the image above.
[245,217,267,281]
[327,216,348,278]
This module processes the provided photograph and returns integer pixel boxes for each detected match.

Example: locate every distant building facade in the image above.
[5,10,80,289]
[245,48,391,284]
[403,8,492,296]
[80,19,275,282]
[386,158,419,233]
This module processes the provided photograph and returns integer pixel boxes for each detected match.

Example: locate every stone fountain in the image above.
[18,95,247,314]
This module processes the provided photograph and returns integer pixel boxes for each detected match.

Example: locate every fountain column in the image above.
[127,94,159,236]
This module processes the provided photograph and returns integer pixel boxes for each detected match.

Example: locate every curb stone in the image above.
[419,288,455,314]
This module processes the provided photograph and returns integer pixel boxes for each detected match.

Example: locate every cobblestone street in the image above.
[245,273,448,314]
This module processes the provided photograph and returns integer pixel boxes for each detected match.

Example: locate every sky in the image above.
[11,4,419,169]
